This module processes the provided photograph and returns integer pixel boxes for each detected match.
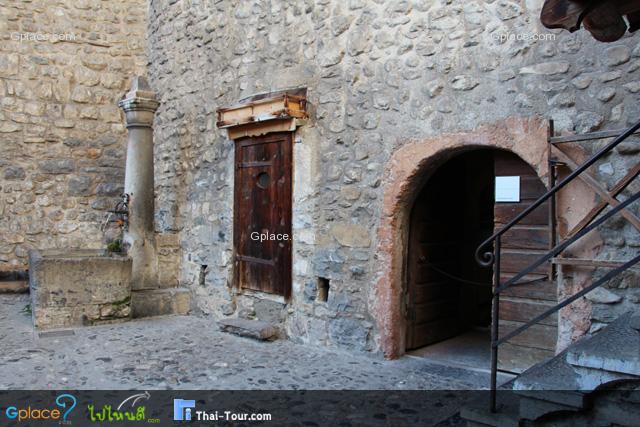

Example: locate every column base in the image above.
[131,287,190,318]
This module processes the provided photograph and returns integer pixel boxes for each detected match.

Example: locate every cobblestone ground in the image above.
[0,294,488,391]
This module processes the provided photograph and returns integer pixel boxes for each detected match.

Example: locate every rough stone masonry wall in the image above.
[148,0,640,354]
[0,0,147,269]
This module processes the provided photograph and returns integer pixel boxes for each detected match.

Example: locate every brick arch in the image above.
[371,117,550,359]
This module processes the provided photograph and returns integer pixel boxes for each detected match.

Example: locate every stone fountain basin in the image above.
[29,249,132,330]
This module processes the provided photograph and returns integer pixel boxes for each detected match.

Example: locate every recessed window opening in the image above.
[317,277,330,303]
[199,265,208,286]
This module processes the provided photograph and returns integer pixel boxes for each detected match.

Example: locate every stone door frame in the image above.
[372,117,552,359]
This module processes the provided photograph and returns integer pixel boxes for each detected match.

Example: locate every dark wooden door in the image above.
[405,151,498,351]
[234,132,292,298]
[406,161,465,350]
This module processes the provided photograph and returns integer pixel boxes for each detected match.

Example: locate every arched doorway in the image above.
[403,148,556,372]
[373,117,555,365]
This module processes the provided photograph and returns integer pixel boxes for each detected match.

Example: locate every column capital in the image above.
[118,76,159,127]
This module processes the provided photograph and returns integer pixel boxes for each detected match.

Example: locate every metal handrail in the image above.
[475,118,640,268]
[492,191,639,344]
[497,190,640,294]
[479,118,640,413]
[498,251,640,346]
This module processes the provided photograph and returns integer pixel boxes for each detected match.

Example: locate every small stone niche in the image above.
[316,277,330,303]
[29,249,132,330]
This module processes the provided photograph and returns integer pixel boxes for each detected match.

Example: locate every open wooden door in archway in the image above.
[405,150,557,372]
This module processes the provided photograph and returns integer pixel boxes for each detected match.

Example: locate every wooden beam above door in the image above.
[217,92,308,140]
[217,94,307,129]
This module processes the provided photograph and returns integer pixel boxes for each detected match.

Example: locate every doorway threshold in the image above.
[406,328,518,381]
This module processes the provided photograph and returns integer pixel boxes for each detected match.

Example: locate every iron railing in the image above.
[475,118,640,412]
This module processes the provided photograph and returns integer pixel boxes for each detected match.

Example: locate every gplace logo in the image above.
[5,393,77,422]
[173,398,196,421]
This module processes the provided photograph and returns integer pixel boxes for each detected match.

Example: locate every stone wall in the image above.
[0,0,147,268]
[148,0,640,354]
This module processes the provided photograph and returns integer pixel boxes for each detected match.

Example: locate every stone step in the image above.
[516,392,586,421]
[566,312,640,379]
[218,318,278,341]
[462,313,640,426]
[0,280,29,294]
[512,351,588,408]
[460,393,520,427]
[131,287,190,318]
[512,353,591,423]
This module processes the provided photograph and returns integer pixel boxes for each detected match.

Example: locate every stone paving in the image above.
[0,294,488,391]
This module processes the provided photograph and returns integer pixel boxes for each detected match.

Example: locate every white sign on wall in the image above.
[495,176,520,203]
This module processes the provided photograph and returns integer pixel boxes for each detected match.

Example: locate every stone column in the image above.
[118,76,160,290]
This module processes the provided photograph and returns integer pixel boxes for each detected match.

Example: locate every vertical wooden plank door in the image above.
[406,206,462,349]
[405,157,468,350]
[494,151,558,372]
[234,132,292,298]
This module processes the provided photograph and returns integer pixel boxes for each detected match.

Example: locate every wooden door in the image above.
[405,161,465,350]
[494,151,557,372]
[234,132,292,298]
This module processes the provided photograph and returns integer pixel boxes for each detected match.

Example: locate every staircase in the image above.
[461,312,640,426]
[466,118,640,421]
